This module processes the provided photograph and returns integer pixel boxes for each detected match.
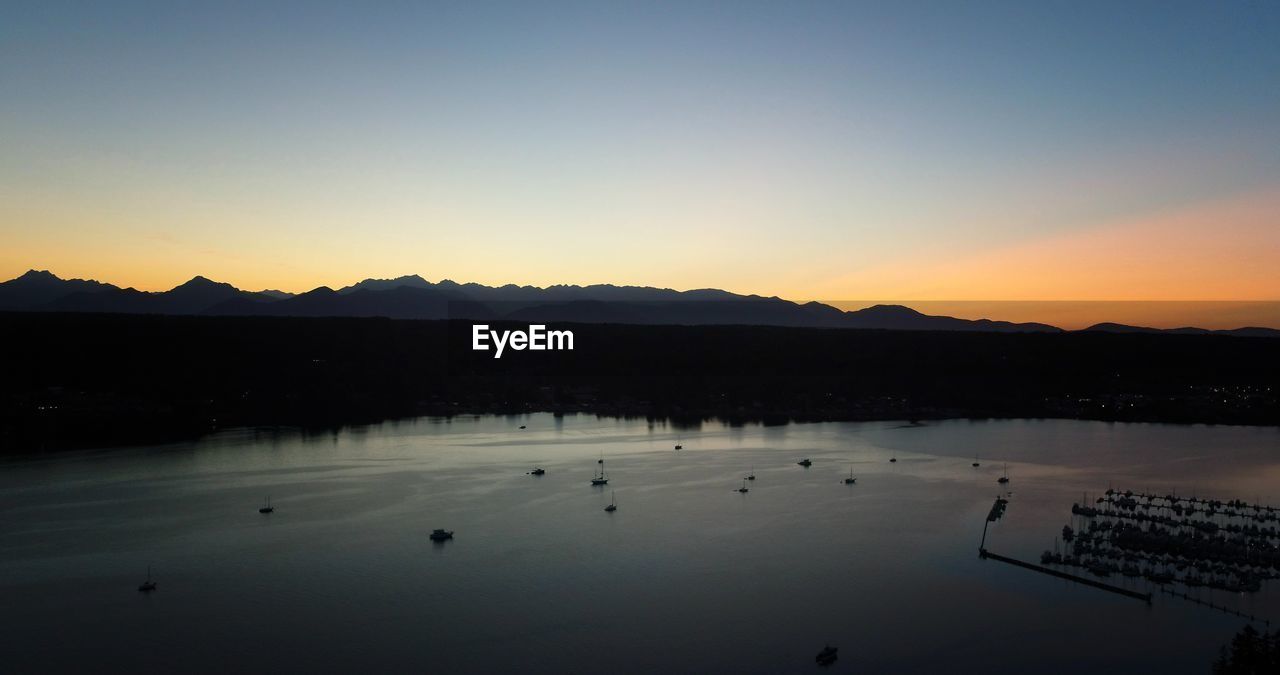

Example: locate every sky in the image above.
[2,1,1279,324]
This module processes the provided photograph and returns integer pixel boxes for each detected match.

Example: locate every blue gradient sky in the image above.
[3,1,1278,305]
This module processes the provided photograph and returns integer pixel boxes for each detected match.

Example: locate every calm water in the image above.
[3,416,1280,674]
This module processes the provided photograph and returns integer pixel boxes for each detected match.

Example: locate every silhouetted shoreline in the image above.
[1,312,1276,453]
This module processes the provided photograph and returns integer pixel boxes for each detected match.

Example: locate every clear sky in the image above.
[3,1,1279,315]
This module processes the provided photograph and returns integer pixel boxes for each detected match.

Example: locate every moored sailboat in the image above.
[138,566,156,593]
[591,454,609,485]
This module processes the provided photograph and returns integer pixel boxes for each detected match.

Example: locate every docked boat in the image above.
[736,479,749,493]
[986,496,1009,522]
[429,528,454,542]
[844,466,856,485]
[997,464,1010,484]
[259,496,274,514]
[747,465,756,481]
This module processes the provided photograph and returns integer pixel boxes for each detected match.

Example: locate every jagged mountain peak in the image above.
[18,269,59,281]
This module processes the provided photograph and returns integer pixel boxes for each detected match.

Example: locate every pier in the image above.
[1158,586,1270,625]
[979,548,1153,603]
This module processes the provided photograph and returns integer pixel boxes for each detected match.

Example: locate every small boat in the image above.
[997,464,1010,484]
[972,456,980,467]
[591,454,609,485]
[519,425,526,429]
[137,566,156,593]
[530,467,546,476]
[259,496,274,514]
[889,457,897,463]
[429,528,454,542]
[747,465,756,481]
[736,479,749,493]
[815,644,838,666]
[605,491,617,512]
[674,444,683,450]
[844,466,856,485]
[797,459,812,467]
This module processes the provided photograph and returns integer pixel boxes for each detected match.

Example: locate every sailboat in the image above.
[259,496,274,514]
[997,464,1010,484]
[844,466,856,485]
[605,491,617,512]
[591,454,609,485]
[674,437,683,450]
[747,465,756,481]
[736,479,749,493]
[138,566,156,593]
[972,455,980,467]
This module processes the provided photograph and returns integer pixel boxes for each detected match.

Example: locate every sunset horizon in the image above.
[4,3,1280,673]
[5,2,1278,318]
[6,265,1280,330]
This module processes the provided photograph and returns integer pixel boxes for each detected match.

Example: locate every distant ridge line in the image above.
[0,270,1276,336]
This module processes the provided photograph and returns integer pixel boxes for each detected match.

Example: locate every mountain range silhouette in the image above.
[1,270,1276,336]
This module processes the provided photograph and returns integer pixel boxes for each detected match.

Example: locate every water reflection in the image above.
[1,416,1278,673]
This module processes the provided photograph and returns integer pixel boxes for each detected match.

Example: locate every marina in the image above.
[1044,490,1280,594]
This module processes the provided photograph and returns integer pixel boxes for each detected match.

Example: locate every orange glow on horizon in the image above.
[4,187,1278,329]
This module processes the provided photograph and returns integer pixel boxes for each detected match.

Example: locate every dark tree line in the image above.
[1213,625,1280,674]
[1,312,1277,452]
